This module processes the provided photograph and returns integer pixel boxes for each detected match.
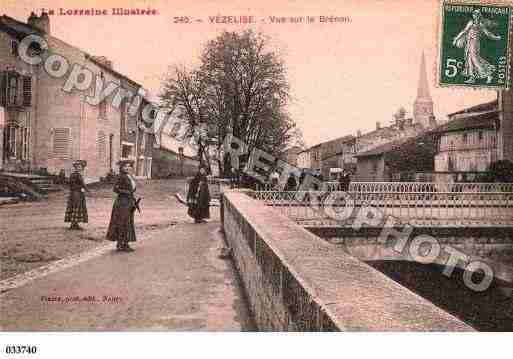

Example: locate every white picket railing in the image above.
[251,189,513,227]
[347,181,513,193]
[263,180,513,193]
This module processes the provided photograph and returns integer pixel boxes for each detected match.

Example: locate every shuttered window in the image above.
[8,72,18,106]
[97,131,106,160]
[0,72,6,106]
[53,128,71,159]
[0,72,31,107]
[22,76,31,107]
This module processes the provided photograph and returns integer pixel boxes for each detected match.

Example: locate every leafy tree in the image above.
[160,30,302,175]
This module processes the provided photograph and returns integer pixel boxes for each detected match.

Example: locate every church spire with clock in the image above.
[413,51,435,128]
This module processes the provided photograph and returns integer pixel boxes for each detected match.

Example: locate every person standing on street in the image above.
[187,165,211,223]
[284,173,298,192]
[269,168,280,190]
[106,160,139,252]
[339,170,351,192]
[64,160,89,230]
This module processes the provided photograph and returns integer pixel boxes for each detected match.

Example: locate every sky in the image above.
[3,0,498,147]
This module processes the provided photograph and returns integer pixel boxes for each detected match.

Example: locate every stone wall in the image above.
[222,190,472,331]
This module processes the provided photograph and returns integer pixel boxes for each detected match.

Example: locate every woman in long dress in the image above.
[453,9,501,84]
[106,160,138,252]
[186,166,210,223]
[64,160,88,230]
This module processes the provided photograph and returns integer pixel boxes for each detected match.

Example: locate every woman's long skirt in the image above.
[106,195,136,246]
[64,191,88,223]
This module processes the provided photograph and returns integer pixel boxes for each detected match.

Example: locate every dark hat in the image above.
[117,159,135,167]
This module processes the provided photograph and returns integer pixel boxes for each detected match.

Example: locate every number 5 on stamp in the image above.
[438,1,512,89]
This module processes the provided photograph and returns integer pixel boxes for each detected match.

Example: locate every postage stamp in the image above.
[438,1,512,89]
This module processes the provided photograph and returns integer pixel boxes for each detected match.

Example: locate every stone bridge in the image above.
[221,190,473,331]
[306,226,513,285]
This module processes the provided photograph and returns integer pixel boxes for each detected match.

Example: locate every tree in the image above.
[160,30,303,176]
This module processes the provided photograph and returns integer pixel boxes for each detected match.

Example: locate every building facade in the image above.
[280,145,302,166]
[0,13,152,181]
[297,148,311,169]
[355,131,436,182]
[152,122,199,178]
[434,105,499,175]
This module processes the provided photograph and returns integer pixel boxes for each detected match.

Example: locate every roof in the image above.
[299,134,355,155]
[354,137,411,158]
[435,110,499,134]
[282,145,303,154]
[322,134,355,145]
[0,15,43,40]
[159,133,197,158]
[1,14,142,89]
[85,54,142,88]
[448,100,498,117]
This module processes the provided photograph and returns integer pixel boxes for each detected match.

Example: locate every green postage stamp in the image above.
[438,1,512,89]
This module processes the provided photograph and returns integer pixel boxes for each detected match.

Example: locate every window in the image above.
[1,72,31,108]
[22,77,32,107]
[98,73,107,119]
[11,40,18,57]
[372,162,378,173]
[121,144,133,158]
[99,99,107,119]
[52,128,71,159]
[478,131,483,142]
[7,73,18,106]
[5,125,16,158]
[140,132,146,151]
[97,131,106,160]
[462,133,468,144]
[20,127,29,160]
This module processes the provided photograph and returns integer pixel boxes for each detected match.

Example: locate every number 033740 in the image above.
[4,345,37,354]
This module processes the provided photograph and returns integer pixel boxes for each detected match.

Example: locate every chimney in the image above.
[376,121,381,130]
[27,11,50,34]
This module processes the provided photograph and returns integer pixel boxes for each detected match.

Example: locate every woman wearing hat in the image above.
[64,160,89,230]
[186,165,210,223]
[106,160,138,252]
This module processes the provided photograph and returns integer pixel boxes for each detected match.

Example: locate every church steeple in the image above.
[414,51,435,128]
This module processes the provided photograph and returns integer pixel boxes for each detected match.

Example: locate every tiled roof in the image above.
[448,100,498,117]
[435,110,499,134]
[354,137,411,158]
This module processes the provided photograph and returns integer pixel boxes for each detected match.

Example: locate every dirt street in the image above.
[0,179,254,330]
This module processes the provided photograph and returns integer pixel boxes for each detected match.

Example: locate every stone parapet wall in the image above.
[222,191,472,331]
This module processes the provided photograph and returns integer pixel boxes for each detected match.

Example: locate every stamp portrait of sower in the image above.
[439,2,511,89]
[452,9,502,84]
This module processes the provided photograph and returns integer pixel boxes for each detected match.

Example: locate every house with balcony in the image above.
[434,101,499,182]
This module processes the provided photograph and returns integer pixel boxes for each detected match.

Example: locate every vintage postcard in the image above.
[1,0,512,356]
